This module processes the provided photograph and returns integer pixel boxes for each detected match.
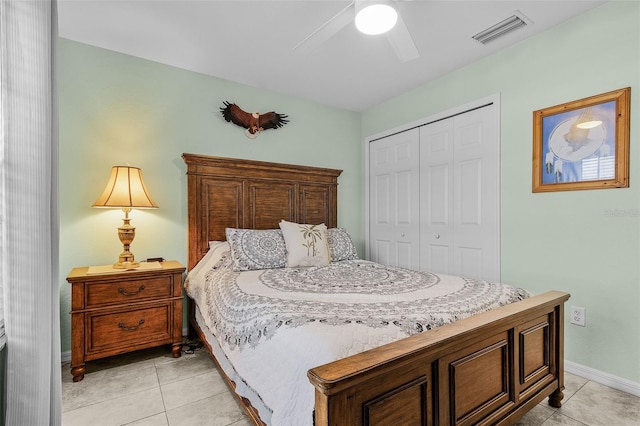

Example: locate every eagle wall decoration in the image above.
[220,101,289,139]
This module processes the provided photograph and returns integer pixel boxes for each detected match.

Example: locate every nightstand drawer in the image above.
[86,275,173,307]
[86,303,172,353]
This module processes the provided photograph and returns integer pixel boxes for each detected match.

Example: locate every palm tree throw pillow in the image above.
[279,220,330,267]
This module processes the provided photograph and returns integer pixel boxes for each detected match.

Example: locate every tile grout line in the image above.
[155,361,169,425]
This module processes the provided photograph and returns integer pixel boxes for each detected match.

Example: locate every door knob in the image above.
[435,234,440,239]
[401,232,405,237]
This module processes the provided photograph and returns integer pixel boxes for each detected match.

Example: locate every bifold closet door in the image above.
[368,128,420,269]
[420,105,499,281]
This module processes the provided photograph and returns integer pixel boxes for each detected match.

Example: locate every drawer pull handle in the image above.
[118,285,145,296]
[118,319,145,331]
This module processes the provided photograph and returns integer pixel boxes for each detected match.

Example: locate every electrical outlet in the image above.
[570,306,586,327]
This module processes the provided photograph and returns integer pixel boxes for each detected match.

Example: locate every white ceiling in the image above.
[57,0,607,112]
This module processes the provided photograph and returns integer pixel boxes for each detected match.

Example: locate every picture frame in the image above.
[532,87,630,192]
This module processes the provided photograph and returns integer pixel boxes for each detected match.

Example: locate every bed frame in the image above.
[182,153,570,426]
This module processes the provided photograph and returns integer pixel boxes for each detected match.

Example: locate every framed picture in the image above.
[532,87,630,192]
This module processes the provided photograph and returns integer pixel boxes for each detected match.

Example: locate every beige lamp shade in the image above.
[93,166,158,208]
[93,166,158,269]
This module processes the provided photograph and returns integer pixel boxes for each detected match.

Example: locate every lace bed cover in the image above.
[185,242,531,426]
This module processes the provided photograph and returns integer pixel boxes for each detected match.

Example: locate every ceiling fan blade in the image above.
[293,2,355,52]
[385,12,419,63]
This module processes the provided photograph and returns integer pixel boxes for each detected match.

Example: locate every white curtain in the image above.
[0,0,62,425]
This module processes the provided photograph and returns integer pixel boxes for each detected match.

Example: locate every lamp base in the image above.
[114,208,140,269]
[113,260,140,269]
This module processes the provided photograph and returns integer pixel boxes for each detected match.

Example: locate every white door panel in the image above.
[375,175,390,225]
[396,170,414,225]
[375,240,391,265]
[427,165,449,224]
[459,246,483,278]
[426,244,450,274]
[457,159,482,226]
[397,242,414,269]
[369,128,420,269]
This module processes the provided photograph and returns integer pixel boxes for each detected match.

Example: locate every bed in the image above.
[182,153,570,426]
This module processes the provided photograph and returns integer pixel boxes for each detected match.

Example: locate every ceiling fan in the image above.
[293,0,419,63]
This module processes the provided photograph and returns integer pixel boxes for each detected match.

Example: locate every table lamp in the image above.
[92,166,158,269]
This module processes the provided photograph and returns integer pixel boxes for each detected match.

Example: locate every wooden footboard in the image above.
[308,291,569,426]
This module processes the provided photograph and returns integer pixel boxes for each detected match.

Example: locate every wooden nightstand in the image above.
[67,260,185,382]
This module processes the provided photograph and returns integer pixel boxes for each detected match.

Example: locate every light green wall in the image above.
[362,1,640,383]
[58,39,363,354]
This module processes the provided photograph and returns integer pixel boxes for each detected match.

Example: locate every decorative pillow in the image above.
[279,220,330,267]
[326,228,358,262]
[225,228,287,271]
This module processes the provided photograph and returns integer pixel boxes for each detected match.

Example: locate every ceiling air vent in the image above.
[472,12,529,44]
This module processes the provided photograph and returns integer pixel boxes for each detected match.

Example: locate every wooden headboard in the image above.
[182,153,342,270]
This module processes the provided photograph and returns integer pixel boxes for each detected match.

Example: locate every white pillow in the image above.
[279,220,330,267]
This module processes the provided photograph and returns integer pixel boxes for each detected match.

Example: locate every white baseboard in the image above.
[565,360,640,397]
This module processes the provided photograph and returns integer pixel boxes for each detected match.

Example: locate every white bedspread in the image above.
[185,242,530,426]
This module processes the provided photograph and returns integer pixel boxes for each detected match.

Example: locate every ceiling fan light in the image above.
[355,4,398,35]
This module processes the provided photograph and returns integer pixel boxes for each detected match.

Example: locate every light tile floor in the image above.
[61,345,251,426]
[62,345,640,426]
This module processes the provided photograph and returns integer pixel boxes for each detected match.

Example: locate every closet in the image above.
[368,100,500,281]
